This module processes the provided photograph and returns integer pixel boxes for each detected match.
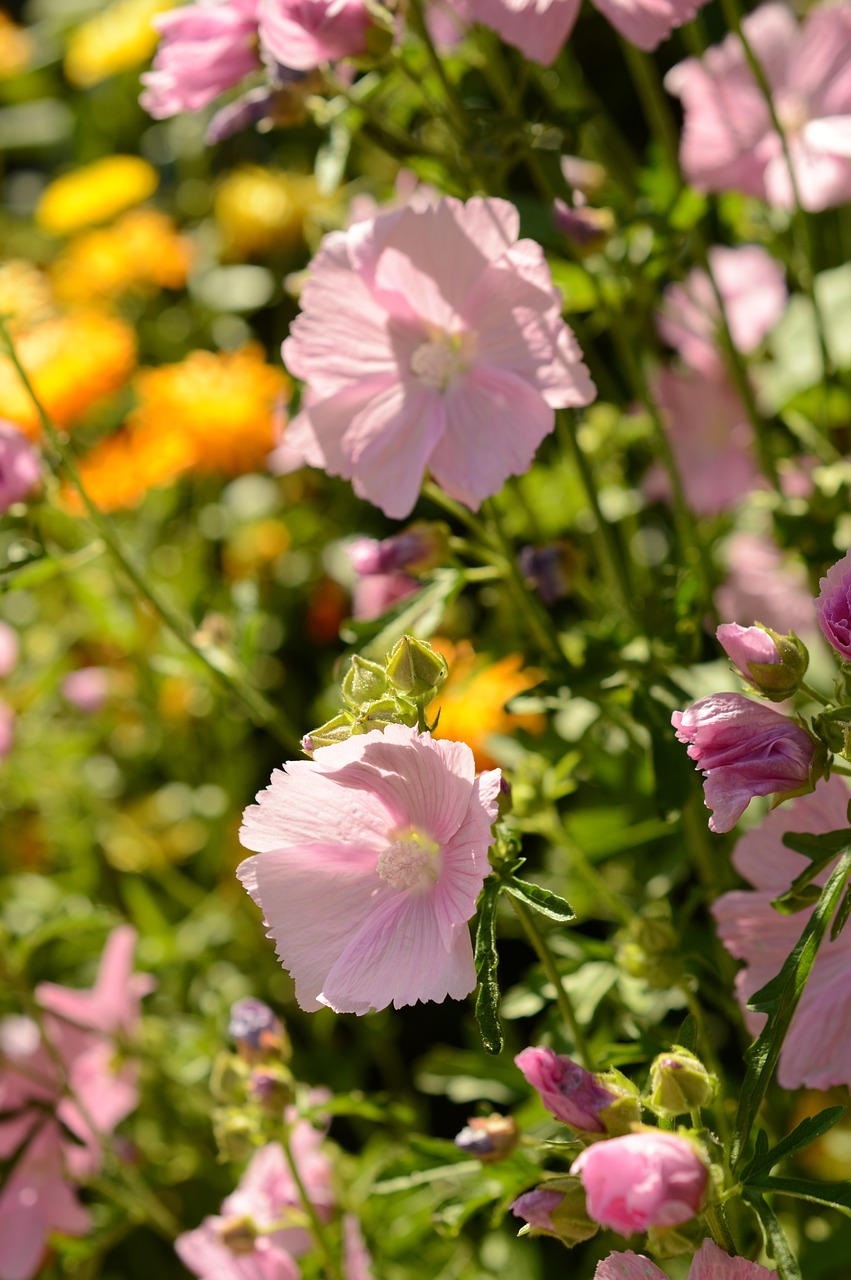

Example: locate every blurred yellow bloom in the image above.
[0,312,137,438]
[223,519,291,579]
[0,12,34,78]
[431,639,545,769]
[215,167,320,259]
[36,156,158,235]
[129,345,290,475]
[71,426,194,512]
[0,261,56,333]
[52,209,193,303]
[65,0,175,88]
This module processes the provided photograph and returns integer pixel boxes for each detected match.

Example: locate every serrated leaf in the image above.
[474,879,503,1055]
[742,1106,846,1180]
[743,1190,803,1280]
[746,1175,851,1218]
[503,876,575,923]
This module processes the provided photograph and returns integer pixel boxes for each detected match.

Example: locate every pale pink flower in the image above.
[258,0,370,71]
[0,1120,91,1280]
[0,422,40,512]
[571,1131,708,1235]
[36,924,154,1038]
[713,776,851,1088]
[815,548,851,659]
[274,197,594,518]
[716,532,817,640]
[514,1045,616,1132]
[140,0,262,120]
[656,246,786,377]
[595,1253,667,1280]
[644,368,758,516]
[352,571,418,621]
[61,666,109,713]
[0,622,18,678]
[665,2,851,212]
[237,724,501,1013]
[347,529,442,620]
[672,692,818,833]
[0,702,13,761]
[596,1240,774,1279]
[342,1215,374,1280]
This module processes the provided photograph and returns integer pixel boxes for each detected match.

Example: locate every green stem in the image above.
[799,680,831,708]
[406,0,474,151]
[705,1202,738,1256]
[0,321,301,753]
[282,1123,342,1280]
[682,985,732,1153]
[508,894,592,1068]
[482,498,567,667]
[618,41,680,173]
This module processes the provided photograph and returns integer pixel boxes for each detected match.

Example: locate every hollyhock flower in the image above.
[237,724,501,1013]
[352,570,419,621]
[571,1131,708,1235]
[510,1187,564,1234]
[36,924,154,1038]
[596,1240,774,1279]
[644,368,758,517]
[515,1045,616,1131]
[275,197,595,518]
[0,421,40,511]
[140,1,262,120]
[665,2,851,212]
[346,527,443,620]
[713,776,851,1088]
[656,246,787,377]
[672,692,818,832]
[0,1120,91,1280]
[61,666,109,713]
[716,532,817,641]
[815,548,851,659]
[717,622,782,675]
[258,0,371,71]
[342,1215,374,1280]
[464,0,704,66]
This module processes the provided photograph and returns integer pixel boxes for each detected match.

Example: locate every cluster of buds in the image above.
[211,998,295,1159]
[302,634,448,753]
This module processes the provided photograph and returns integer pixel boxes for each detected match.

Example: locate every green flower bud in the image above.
[616,904,682,990]
[596,1068,643,1136]
[341,655,388,707]
[385,635,447,701]
[718,622,809,702]
[302,712,355,753]
[212,1108,257,1162]
[352,696,418,734]
[647,1047,716,1118]
[512,1177,599,1248]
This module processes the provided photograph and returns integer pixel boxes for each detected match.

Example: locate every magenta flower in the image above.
[644,368,758,517]
[258,0,370,71]
[672,692,818,833]
[815,549,851,659]
[61,666,109,713]
[713,776,851,1089]
[596,1240,774,1279]
[571,1132,708,1236]
[716,532,817,641]
[275,197,594,518]
[665,2,851,212]
[514,1046,616,1132]
[464,0,704,65]
[237,724,501,1013]
[656,246,786,377]
[140,0,262,120]
[0,422,40,513]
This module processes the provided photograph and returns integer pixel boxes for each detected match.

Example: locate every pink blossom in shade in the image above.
[672,692,818,833]
[427,0,473,50]
[644,368,758,517]
[656,246,787,377]
[0,702,14,761]
[352,570,418,621]
[61,666,109,713]
[0,1120,91,1280]
[342,1215,374,1280]
[716,532,817,641]
[175,1218,300,1280]
[139,1,262,120]
[0,422,40,512]
[36,924,155,1038]
[237,724,501,1013]
[510,1187,565,1234]
[571,1132,709,1236]
[464,0,704,66]
[0,622,18,678]
[514,1046,616,1132]
[815,548,851,659]
[275,197,595,519]
[258,0,371,71]
[713,775,851,1089]
[716,622,781,679]
[595,1252,667,1280]
[596,1242,774,1280]
[665,2,851,213]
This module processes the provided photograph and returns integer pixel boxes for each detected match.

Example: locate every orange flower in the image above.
[0,12,34,77]
[52,209,193,303]
[69,426,193,512]
[129,346,290,475]
[0,312,137,438]
[37,157,158,235]
[431,638,545,769]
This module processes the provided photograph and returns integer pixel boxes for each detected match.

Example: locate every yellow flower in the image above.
[0,261,56,333]
[0,312,137,438]
[52,209,193,303]
[36,157,158,235]
[64,0,175,88]
[0,12,34,78]
[431,639,545,769]
[129,345,290,475]
[214,167,320,259]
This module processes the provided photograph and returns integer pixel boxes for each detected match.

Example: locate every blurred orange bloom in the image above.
[431,638,545,769]
[52,209,193,303]
[37,157,158,235]
[0,312,137,438]
[64,0,175,88]
[0,12,34,77]
[70,427,194,512]
[0,261,56,334]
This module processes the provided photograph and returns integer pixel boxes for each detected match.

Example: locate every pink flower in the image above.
[36,924,154,1038]
[815,548,851,659]
[571,1131,708,1235]
[140,1,262,120]
[0,1120,91,1280]
[510,1187,565,1234]
[275,197,594,518]
[342,1215,374,1280]
[716,532,817,640]
[644,368,758,516]
[0,622,18,678]
[514,1046,616,1132]
[0,422,40,512]
[61,666,109,713]
[237,724,501,1013]
[0,702,14,761]
[713,776,851,1088]
[672,692,818,832]
[351,571,418,621]
[596,1240,774,1279]
[665,2,851,212]
[717,622,782,676]
[464,0,704,66]
[258,0,371,71]
[656,246,786,377]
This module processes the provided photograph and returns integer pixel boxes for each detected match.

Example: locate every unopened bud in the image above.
[717,622,809,701]
[249,1066,295,1111]
[511,1178,598,1247]
[342,656,388,707]
[352,695,418,734]
[616,904,681,989]
[595,1067,642,1136]
[302,712,354,754]
[212,1109,256,1162]
[454,1114,518,1163]
[648,1048,716,1118]
[518,541,580,605]
[552,201,615,254]
[385,635,447,700]
[229,998,288,1064]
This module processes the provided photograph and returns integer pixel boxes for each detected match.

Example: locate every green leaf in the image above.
[503,876,575,924]
[746,1175,851,1218]
[731,852,851,1170]
[675,1013,698,1055]
[781,828,851,859]
[0,540,104,590]
[742,1106,846,1180]
[474,879,503,1055]
[743,1190,803,1280]
[341,570,464,660]
[771,881,824,914]
[831,884,851,941]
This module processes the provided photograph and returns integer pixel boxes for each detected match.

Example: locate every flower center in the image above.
[775,92,809,135]
[410,332,469,390]
[376,826,440,890]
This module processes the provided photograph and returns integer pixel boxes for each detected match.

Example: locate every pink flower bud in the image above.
[61,667,109,713]
[671,693,819,832]
[0,421,40,512]
[571,1131,708,1236]
[0,622,19,678]
[716,622,780,673]
[716,622,808,700]
[816,550,851,660]
[515,1046,616,1132]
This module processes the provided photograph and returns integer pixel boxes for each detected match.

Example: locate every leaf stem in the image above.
[281,1121,342,1280]
[508,893,592,1069]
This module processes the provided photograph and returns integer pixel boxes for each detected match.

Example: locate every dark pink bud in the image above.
[515,1046,616,1132]
[0,421,40,512]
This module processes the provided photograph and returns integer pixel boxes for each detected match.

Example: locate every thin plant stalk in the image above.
[281,1122,343,1280]
[508,893,593,1069]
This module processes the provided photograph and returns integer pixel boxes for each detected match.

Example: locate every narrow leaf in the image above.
[831,884,851,941]
[474,880,503,1055]
[781,828,851,859]
[747,1175,851,1218]
[742,1106,846,1180]
[743,1190,803,1280]
[503,876,575,924]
